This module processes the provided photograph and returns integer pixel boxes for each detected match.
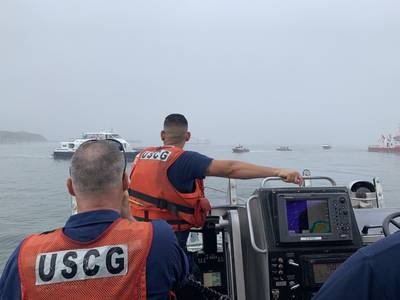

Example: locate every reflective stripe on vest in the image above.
[18,219,152,300]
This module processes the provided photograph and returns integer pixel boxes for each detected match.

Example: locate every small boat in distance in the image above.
[322,144,332,150]
[232,145,250,153]
[53,132,143,161]
[276,146,292,151]
[368,125,400,153]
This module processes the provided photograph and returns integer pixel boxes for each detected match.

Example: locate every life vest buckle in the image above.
[157,200,168,210]
[159,201,179,215]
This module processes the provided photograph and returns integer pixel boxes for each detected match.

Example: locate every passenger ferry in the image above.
[187,137,211,145]
[53,132,142,161]
[276,146,292,151]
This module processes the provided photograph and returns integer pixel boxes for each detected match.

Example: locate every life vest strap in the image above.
[128,189,195,215]
[134,215,190,225]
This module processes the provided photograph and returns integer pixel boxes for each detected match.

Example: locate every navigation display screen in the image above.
[286,199,331,235]
[312,262,342,283]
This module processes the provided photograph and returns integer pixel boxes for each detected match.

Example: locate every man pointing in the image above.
[129,113,303,248]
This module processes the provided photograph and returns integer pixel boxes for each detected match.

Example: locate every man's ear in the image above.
[122,172,129,191]
[185,131,191,142]
[161,130,166,141]
[67,178,76,196]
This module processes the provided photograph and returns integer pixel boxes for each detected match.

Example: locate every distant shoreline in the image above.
[0,131,47,144]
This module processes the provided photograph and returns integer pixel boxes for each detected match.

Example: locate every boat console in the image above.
[182,176,384,300]
[245,186,362,299]
[68,173,397,300]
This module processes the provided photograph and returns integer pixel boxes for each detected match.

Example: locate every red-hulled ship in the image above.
[368,126,400,153]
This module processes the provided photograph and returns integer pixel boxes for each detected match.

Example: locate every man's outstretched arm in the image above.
[206,160,303,184]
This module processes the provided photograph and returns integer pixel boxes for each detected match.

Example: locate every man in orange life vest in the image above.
[129,113,303,249]
[0,140,188,300]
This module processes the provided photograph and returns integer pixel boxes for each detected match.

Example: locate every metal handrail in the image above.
[211,204,244,210]
[261,176,337,188]
[246,195,267,254]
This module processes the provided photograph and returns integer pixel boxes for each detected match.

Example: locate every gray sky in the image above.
[0,0,399,146]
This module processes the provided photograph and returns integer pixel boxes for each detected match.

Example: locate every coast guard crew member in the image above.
[0,140,188,300]
[129,113,304,249]
[312,230,400,300]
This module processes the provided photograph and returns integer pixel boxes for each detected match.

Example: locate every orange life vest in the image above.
[18,218,152,300]
[129,146,211,231]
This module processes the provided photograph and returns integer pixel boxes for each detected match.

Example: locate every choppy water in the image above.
[1,142,400,272]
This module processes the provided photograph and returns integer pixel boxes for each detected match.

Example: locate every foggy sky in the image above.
[0,0,399,146]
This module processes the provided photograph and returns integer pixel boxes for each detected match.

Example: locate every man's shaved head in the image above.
[162,113,189,145]
[164,113,188,129]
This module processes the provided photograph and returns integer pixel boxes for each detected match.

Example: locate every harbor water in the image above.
[1,142,400,272]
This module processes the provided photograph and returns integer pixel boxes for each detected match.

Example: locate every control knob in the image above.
[272,289,280,300]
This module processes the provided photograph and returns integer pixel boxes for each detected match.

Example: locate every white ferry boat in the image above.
[276,145,292,151]
[53,132,142,161]
[187,137,211,145]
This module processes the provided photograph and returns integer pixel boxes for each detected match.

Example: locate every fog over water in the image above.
[1,0,400,145]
